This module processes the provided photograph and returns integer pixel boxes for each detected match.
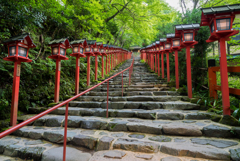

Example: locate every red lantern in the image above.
[70,39,87,95]
[175,24,200,98]
[200,4,240,115]
[83,40,96,86]
[160,38,166,79]
[167,33,182,89]
[93,42,103,81]
[48,38,72,103]
[3,33,36,126]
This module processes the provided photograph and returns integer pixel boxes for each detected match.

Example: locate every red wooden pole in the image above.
[166,52,170,82]
[155,54,157,73]
[75,57,80,95]
[87,55,90,86]
[106,80,109,118]
[208,67,217,99]
[151,54,153,70]
[219,38,230,115]
[105,56,108,75]
[175,50,179,89]
[63,103,69,161]
[161,53,164,78]
[10,61,21,126]
[95,55,98,81]
[158,54,160,77]
[102,56,104,78]
[111,54,112,71]
[108,55,110,73]
[54,59,61,103]
[186,46,192,98]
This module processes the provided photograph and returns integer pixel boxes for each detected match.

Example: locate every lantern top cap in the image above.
[160,38,167,42]
[201,4,240,15]
[70,39,86,45]
[96,42,103,45]
[166,33,175,38]
[3,33,36,48]
[175,24,200,30]
[86,40,96,45]
[49,38,68,45]
[49,38,71,48]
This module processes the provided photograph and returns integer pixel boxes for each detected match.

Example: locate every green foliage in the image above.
[230,103,240,123]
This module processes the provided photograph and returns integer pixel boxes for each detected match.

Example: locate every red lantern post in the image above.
[3,34,36,126]
[83,40,96,86]
[70,39,86,95]
[200,4,240,115]
[175,24,200,98]
[160,38,166,79]
[164,40,172,82]
[93,42,103,81]
[154,41,161,77]
[167,33,182,89]
[101,44,108,78]
[48,38,72,103]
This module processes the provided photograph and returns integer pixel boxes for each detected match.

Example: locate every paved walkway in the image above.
[0,57,240,161]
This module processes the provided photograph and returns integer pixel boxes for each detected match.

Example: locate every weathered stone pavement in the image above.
[1,57,240,161]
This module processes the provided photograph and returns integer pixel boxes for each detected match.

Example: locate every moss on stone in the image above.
[210,114,222,122]
[169,87,176,91]
[167,81,176,87]
[219,115,239,126]
[47,102,59,107]
[177,87,187,96]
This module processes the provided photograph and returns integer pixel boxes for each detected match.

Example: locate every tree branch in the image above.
[105,1,131,23]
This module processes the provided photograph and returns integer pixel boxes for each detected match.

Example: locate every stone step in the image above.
[86,91,178,96]
[88,87,169,92]
[0,136,92,161]
[76,95,186,102]
[85,84,167,88]
[69,101,198,110]
[16,115,240,139]
[7,126,240,160]
[48,107,222,121]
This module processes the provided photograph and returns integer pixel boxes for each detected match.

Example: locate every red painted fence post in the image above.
[63,103,69,161]
[208,67,217,99]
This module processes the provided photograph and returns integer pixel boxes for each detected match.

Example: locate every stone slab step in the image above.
[0,136,92,161]
[7,126,240,160]
[16,115,240,139]
[86,91,178,96]
[48,108,222,121]
[83,83,168,89]
[87,87,168,92]
[69,101,199,110]
[76,95,187,102]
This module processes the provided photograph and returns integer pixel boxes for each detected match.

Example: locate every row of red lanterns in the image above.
[3,36,132,126]
[140,4,240,116]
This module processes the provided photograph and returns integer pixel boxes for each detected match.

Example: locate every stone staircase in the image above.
[0,57,240,161]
